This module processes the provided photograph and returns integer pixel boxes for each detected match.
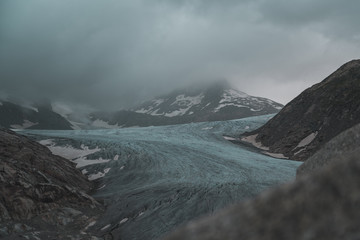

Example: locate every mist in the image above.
[1,0,360,111]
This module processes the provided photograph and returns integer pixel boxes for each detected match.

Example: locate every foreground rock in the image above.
[297,123,360,177]
[0,128,103,239]
[163,148,360,240]
[242,59,360,161]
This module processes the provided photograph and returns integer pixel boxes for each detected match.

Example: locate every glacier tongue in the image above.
[24,115,300,240]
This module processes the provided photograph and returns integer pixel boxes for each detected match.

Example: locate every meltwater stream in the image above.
[23,115,301,240]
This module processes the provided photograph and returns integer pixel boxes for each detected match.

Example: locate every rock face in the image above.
[243,59,360,161]
[297,122,360,177]
[163,143,360,240]
[0,128,102,239]
[90,81,283,128]
[0,101,73,130]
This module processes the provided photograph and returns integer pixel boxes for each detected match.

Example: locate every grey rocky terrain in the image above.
[0,101,73,130]
[163,123,360,240]
[243,59,360,161]
[297,122,360,177]
[0,128,104,239]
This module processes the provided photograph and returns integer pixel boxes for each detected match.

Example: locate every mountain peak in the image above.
[124,81,282,124]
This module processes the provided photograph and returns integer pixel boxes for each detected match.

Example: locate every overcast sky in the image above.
[1,0,360,110]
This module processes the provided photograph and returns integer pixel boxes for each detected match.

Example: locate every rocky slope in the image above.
[163,124,360,240]
[242,59,360,161]
[0,101,73,130]
[296,122,360,177]
[90,81,283,128]
[0,128,103,239]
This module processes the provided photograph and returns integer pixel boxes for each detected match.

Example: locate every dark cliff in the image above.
[0,128,102,239]
[243,59,360,161]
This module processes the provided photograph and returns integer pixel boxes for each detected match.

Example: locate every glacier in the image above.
[23,115,301,240]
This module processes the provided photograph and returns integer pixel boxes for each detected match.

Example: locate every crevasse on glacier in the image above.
[24,115,301,240]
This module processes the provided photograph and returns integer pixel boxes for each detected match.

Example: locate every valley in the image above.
[22,115,301,239]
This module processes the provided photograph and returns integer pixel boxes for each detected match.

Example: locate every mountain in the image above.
[0,101,74,130]
[0,81,282,130]
[0,128,102,239]
[90,81,283,128]
[163,125,360,240]
[242,59,360,161]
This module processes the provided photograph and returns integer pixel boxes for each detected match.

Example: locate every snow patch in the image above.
[263,152,288,159]
[22,105,39,112]
[296,132,318,148]
[84,221,96,230]
[214,103,248,112]
[241,134,269,151]
[164,94,204,117]
[171,94,204,107]
[45,142,101,160]
[69,121,83,130]
[201,102,211,110]
[101,224,111,231]
[135,99,165,114]
[294,148,306,156]
[135,108,150,114]
[220,89,249,103]
[11,120,38,129]
[38,139,54,146]
[223,136,237,141]
[119,218,128,224]
[88,168,111,181]
[165,109,188,117]
[38,140,110,168]
[75,157,110,168]
[153,99,165,106]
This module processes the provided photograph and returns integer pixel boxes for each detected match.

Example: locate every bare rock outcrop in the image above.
[297,122,360,177]
[243,59,360,161]
[0,128,103,239]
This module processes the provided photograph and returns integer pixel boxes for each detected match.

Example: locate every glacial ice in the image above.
[23,114,301,240]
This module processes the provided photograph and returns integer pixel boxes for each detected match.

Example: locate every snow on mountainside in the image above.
[132,81,282,118]
[89,81,283,128]
[0,81,282,130]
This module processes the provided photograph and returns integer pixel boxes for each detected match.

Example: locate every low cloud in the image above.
[1,0,359,110]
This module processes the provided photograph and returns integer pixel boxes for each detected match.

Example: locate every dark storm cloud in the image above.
[259,0,360,40]
[1,0,360,110]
